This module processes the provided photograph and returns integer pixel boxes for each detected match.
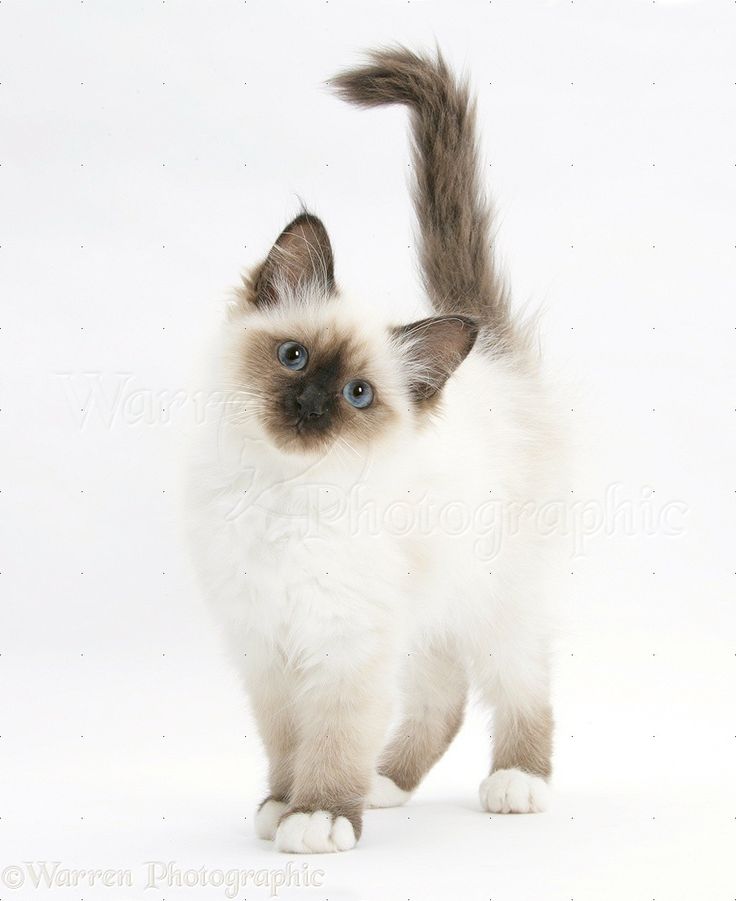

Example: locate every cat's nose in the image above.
[296,384,329,419]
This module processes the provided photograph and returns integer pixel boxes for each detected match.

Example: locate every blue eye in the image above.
[342,379,374,409]
[277,341,308,371]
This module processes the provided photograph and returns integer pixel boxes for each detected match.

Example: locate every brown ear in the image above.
[393,315,478,402]
[253,212,335,307]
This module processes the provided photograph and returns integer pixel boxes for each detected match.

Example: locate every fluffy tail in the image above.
[332,46,512,343]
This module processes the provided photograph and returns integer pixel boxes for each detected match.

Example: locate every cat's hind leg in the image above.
[474,640,553,814]
[367,642,467,807]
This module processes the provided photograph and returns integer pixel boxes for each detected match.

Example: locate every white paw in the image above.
[275,810,357,853]
[255,799,288,840]
[479,768,550,814]
[366,773,411,808]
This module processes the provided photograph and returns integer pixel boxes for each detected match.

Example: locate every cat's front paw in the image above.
[275,809,358,853]
[255,797,288,840]
[479,768,550,814]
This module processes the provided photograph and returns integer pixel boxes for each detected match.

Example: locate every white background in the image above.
[1,1,734,899]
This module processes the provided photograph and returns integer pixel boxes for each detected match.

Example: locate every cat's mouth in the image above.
[295,412,330,433]
[261,407,338,456]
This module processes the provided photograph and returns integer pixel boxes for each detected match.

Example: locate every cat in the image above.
[187,46,565,853]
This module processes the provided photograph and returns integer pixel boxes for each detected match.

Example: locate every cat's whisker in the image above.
[338,435,360,458]
[190,46,562,854]
[227,409,265,422]
[216,390,266,402]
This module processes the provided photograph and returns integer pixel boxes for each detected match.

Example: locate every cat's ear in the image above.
[253,212,335,307]
[393,315,478,402]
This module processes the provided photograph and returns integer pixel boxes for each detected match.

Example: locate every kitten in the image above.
[187,46,564,853]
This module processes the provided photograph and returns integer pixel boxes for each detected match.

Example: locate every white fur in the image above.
[255,799,287,840]
[188,291,563,668]
[275,811,356,853]
[479,768,551,813]
[367,774,411,808]
[186,287,565,847]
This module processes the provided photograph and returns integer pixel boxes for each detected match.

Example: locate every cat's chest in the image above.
[216,478,373,585]
[206,480,406,640]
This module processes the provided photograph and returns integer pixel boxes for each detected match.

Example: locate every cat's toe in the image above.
[479,768,550,814]
[366,773,411,808]
[255,798,288,840]
[275,810,357,853]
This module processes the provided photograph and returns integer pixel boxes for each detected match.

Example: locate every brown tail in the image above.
[331,46,512,343]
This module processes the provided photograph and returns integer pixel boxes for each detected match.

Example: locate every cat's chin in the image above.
[268,430,340,461]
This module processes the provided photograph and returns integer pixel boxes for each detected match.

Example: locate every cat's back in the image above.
[416,345,562,499]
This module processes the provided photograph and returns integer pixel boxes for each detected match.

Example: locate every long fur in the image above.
[187,46,565,854]
[332,46,513,347]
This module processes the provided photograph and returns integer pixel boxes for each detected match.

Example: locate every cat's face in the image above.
[227,213,478,457]
[236,312,402,455]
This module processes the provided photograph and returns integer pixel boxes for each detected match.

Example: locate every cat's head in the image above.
[225,212,478,457]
